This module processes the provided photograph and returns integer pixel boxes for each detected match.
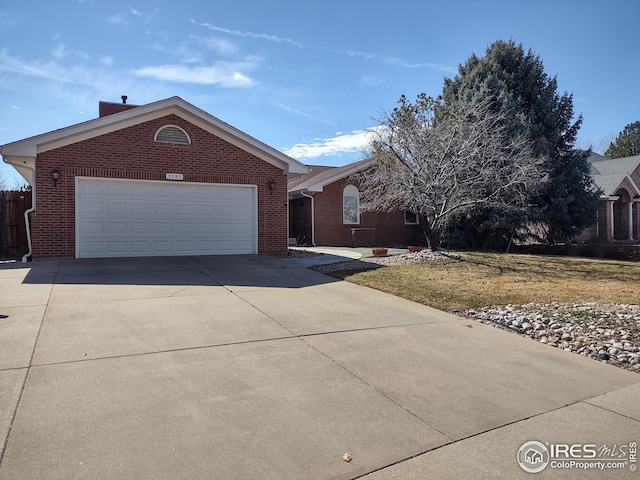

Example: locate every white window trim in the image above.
[404,210,419,225]
[343,184,360,225]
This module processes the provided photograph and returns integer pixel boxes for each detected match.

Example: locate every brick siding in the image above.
[33,113,288,258]
[311,176,421,247]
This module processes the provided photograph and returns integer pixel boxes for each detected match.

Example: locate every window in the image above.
[405,210,419,225]
[343,184,360,224]
[154,125,191,145]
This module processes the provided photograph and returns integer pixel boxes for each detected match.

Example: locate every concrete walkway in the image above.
[0,256,638,479]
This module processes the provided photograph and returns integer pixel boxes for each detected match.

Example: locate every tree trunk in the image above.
[419,218,440,251]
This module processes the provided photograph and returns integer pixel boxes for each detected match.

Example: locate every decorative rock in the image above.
[456,302,640,373]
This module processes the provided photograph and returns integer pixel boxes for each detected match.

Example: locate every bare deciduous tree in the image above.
[356,95,546,250]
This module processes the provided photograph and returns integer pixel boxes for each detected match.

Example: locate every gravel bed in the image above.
[459,303,640,373]
[311,249,640,374]
[310,249,458,274]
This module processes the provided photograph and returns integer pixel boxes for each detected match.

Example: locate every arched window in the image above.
[343,184,360,224]
[154,125,191,145]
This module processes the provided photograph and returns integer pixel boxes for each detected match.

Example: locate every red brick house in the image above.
[1,96,307,260]
[288,159,422,247]
[578,153,640,243]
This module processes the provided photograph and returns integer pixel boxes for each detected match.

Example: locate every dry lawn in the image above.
[332,252,640,313]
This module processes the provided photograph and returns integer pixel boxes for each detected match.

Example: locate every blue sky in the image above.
[1,0,639,186]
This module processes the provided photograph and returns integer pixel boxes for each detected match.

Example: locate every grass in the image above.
[329,252,640,313]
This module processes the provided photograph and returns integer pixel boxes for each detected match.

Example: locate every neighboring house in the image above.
[578,152,640,243]
[288,158,422,247]
[1,96,307,260]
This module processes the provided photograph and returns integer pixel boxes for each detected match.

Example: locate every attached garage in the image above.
[76,177,257,258]
[0,96,308,260]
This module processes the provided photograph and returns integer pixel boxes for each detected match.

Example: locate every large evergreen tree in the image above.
[441,40,600,245]
[605,121,640,158]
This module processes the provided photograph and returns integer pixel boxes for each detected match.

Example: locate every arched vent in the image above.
[154,125,191,145]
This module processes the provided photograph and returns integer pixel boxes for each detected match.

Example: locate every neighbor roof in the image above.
[588,152,640,196]
[1,96,308,184]
[288,158,372,194]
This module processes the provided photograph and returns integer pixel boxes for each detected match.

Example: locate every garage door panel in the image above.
[131,203,151,215]
[81,222,104,234]
[106,184,127,196]
[82,242,103,254]
[131,223,151,234]
[130,186,151,198]
[106,241,128,254]
[107,202,128,215]
[176,223,194,234]
[106,222,127,234]
[82,201,104,215]
[153,203,172,215]
[175,204,194,216]
[152,241,172,253]
[153,223,173,234]
[76,178,257,258]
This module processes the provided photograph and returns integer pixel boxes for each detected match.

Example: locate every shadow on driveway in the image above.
[18,254,341,289]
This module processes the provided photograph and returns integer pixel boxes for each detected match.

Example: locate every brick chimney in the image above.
[98,95,139,117]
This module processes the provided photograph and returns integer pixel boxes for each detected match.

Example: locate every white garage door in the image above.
[75,177,257,258]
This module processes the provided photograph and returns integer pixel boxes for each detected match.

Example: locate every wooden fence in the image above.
[0,190,32,260]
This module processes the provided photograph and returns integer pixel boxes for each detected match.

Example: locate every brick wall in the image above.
[34,113,288,258]
[98,101,139,117]
[312,176,421,247]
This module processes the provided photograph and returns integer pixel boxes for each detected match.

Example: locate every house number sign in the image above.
[166,173,184,181]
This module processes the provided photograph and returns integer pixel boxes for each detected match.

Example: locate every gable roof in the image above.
[588,152,640,196]
[1,96,308,184]
[288,158,372,194]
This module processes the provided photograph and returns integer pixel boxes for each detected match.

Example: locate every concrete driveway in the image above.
[0,255,639,479]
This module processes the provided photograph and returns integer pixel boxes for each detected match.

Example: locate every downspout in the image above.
[300,190,316,246]
[20,164,35,262]
[1,156,35,262]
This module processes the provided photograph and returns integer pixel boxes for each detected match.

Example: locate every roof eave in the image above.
[0,96,309,175]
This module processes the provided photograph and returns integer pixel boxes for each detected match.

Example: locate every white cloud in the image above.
[197,36,240,56]
[284,129,377,159]
[108,12,129,25]
[108,7,152,25]
[52,44,68,58]
[52,44,89,60]
[192,21,303,47]
[133,60,256,86]
[100,55,113,66]
[342,49,455,72]
[233,71,250,83]
[360,74,383,86]
[0,50,160,101]
[192,20,455,73]
[275,103,332,125]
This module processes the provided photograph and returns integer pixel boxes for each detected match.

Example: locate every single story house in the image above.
[1,96,307,260]
[578,152,640,242]
[288,158,422,247]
